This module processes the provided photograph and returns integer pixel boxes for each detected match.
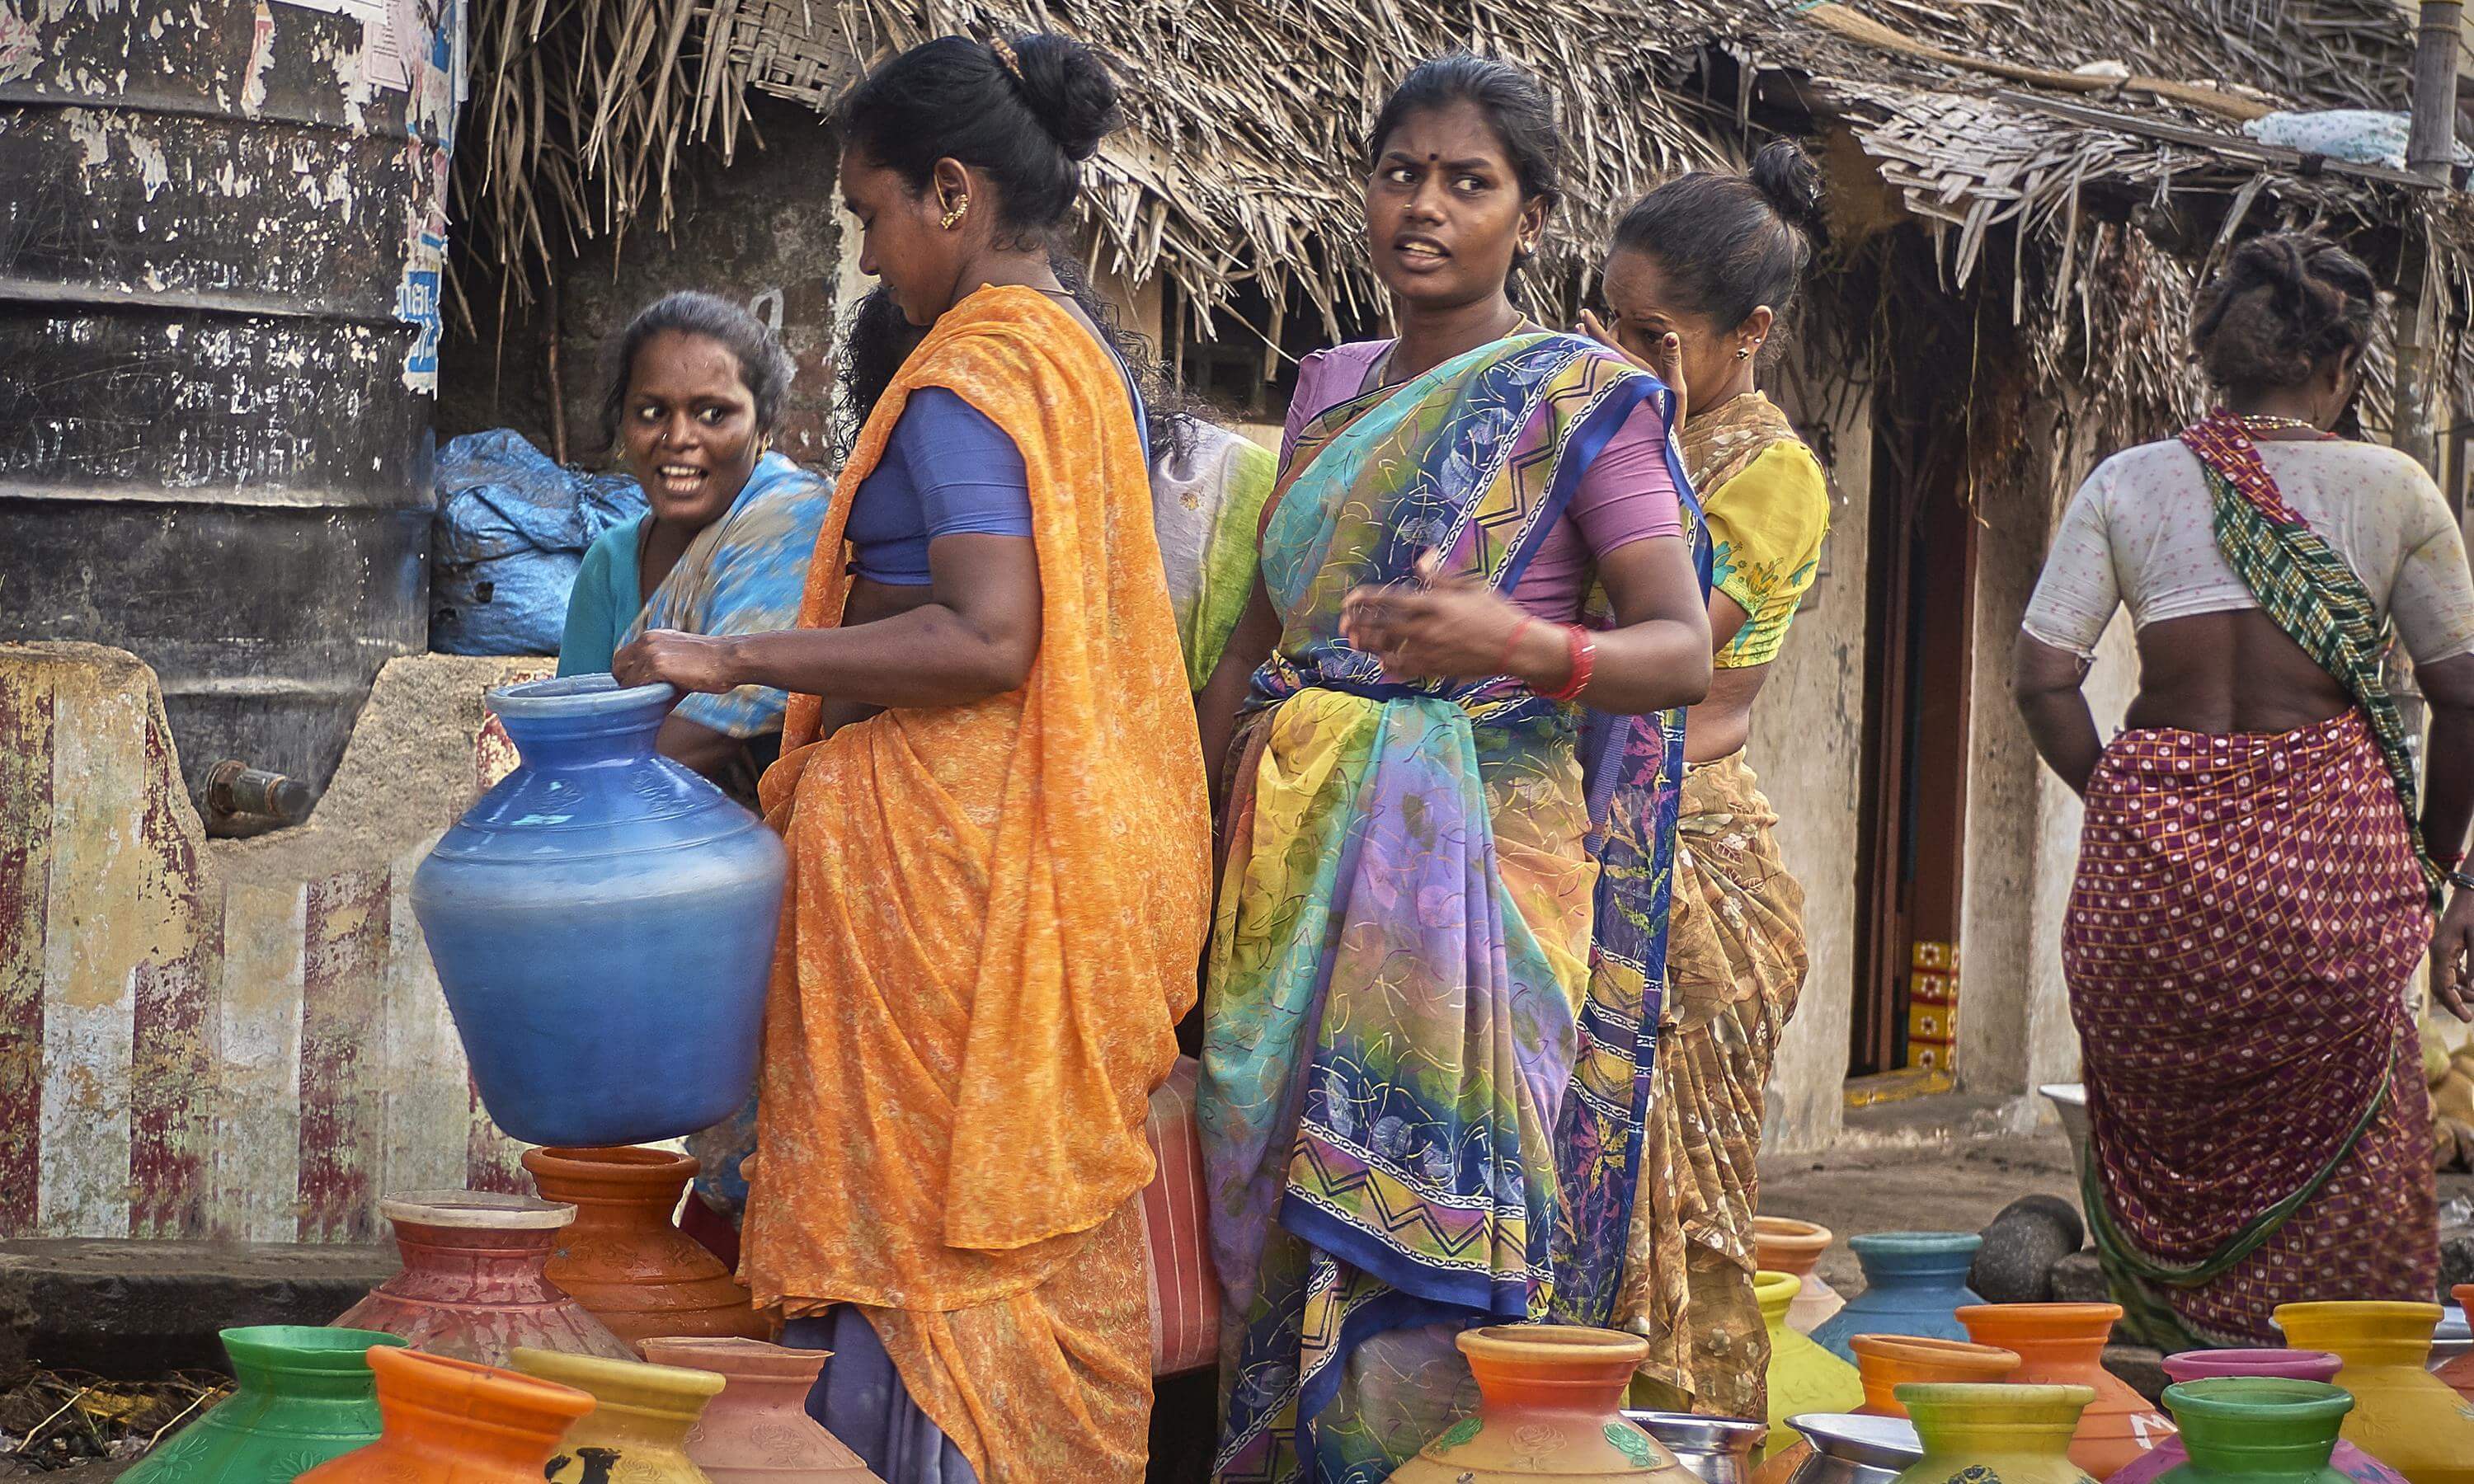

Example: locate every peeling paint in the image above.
[240,2,273,116]
[63,108,106,167]
[127,134,168,200]
[0,9,40,83]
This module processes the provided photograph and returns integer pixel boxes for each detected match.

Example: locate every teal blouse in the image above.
[556,514,647,677]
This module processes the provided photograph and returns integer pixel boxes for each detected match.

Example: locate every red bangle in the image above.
[1495,615,1538,677]
[1541,623,1597,702]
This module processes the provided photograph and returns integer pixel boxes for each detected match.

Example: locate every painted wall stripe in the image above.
[39,674,140,1238]
[216,881,306,1243]
[300,870,388,1241]
[0,671,54,1237]
[380,839,467,1198]
[129,719,217,1239]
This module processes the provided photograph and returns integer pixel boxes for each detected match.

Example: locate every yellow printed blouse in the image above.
[1683,392,1829,669]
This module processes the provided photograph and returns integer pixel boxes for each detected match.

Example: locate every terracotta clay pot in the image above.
[297,1345,594,1484]
[120,1327,407,1484]
[1392,1325,1699,1482]
[1956,1303,2174,1477]
[524,1145,771,1345]
[2435,1286,2474,1405]
[335,1191,636,1365]
[2274,1301,2474,1484]
[2105,1352,2407,1484]
[1891,1383,2100,1484]
[1755,1218,1845,1335]
[1761,1272,1865,1470]
[637,1338,884,1484]
[1849,1334,2020,1417]
[510,1348,726,1484]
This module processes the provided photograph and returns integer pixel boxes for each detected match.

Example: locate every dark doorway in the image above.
[1851,411,1978,1078]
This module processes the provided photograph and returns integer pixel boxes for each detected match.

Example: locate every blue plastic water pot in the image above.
[412,675,787,1147]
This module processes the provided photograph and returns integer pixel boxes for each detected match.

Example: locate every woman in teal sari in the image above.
[1196,56,1713,1483]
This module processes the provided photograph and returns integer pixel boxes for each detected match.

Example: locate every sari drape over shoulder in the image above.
[738,285,1212,1482]
[1201,332,1705,1482]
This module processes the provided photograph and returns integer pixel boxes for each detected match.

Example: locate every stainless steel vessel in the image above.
[1783,1412,1923,1484]
[1622,1411,1765,1484]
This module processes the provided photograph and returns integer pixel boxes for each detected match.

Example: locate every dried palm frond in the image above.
[448,0,2469,365]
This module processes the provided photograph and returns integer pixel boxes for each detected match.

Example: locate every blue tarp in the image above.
[430,430,647,655]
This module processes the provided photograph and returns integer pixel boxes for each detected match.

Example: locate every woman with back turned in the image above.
[2015,232,2474,1346]
[616,31,1208,1482]
[1581,142,1832,1418]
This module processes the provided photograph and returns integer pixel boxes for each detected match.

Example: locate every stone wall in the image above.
[0,642,539,1242]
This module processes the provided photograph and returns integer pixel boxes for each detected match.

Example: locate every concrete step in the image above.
[0,1239,396,1378]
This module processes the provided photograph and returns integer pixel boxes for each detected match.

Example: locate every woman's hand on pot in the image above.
[613,628,741,695]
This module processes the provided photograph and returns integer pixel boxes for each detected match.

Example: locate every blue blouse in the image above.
[846,388,1034,585]
[847,377,1148,585]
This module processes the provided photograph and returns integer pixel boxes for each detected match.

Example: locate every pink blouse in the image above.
[1282,340,1684,623]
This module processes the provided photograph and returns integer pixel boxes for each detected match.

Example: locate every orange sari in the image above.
[739,286,1212,1481]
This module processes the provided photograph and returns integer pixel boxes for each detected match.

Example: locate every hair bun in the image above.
[1748,139,1827,241]
[1005,33,1122,162]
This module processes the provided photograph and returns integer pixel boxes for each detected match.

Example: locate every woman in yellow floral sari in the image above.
[616,32,1207,1484]
[1583,142,1833,1418]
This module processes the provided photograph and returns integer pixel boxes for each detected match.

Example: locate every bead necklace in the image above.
[2232,412,2324,434]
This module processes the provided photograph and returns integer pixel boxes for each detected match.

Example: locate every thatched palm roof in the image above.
[454,0,2471,352]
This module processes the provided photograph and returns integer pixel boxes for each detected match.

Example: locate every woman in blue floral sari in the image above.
[1194,56,1714,1484]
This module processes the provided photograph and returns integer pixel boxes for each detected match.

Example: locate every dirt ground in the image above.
[1760,1127,2082,1292]
[1760,1122,2474,1294]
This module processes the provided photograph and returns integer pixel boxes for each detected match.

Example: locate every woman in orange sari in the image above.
[614,32,1209,1484]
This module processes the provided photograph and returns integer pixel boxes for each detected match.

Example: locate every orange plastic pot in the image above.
[297,1345,594,1484]
[524,1146,771,1345]
[1850,1334,2020,1416]
[1955,1303,2173,1476]
[1392,1326,1697,1482]
[1755,1217,1842,1334]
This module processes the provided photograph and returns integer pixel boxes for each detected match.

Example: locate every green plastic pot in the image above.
[2153,1378,2355,1484]
[120,1326,409,1484]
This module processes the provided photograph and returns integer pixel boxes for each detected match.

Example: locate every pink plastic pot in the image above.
[2101,1350,2406,1484]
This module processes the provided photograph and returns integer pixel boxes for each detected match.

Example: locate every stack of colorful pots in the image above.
[1954,1303,2174,1477]
[124,1142,889,1484]
[1766,1291,2444,1484]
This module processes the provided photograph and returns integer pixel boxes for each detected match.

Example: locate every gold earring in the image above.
[940,196,968,230]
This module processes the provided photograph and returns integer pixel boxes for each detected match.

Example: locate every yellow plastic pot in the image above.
[2274,1302,2474,1484]
[1890,1383,2100,1484]
[510,1347,727,1484]
[1761,1271,1865,1463]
